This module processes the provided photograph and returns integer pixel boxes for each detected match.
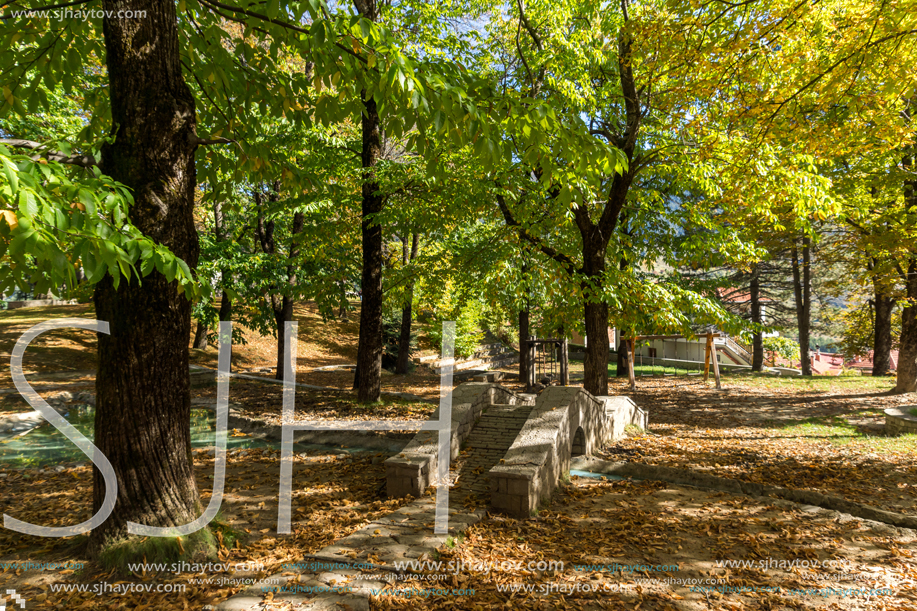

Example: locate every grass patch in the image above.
[101,526,219,574]
[444,533,465,549]
[724,373,895,393]
[780,416,917,454]
[909,408,917,418]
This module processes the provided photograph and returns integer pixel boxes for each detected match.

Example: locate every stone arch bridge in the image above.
[385,382,648,518]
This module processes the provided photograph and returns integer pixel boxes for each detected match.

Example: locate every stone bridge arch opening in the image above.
[571,426,586,457]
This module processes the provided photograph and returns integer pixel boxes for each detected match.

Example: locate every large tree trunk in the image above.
[91,0,202,552]
[896,259,917,393]
[395,234,419,375]
[215,199,232,325]
[353,0,384,401]
[580,233,610,395]
[867,256,894,377]
[582,238,610,395]
[583,299,610,395]
[873,289,894,377]
[894,107,916,392]
[750,264,764,372]
[791,237,812,376]
[273,296,294,381]
[354,76,384,400]
[218,289,232,322]
[255,184,303,381]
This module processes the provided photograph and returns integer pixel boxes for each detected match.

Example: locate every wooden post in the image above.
[703,333,713,383]
[711,343,722,390]
[560,339,569,386]
[628,338,636,391]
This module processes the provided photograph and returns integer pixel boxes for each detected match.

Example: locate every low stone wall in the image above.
[885,407,917,436]
[488,388,647,518]
[5,299,78,310]
[598,395,648,440]
[385,382,531,498]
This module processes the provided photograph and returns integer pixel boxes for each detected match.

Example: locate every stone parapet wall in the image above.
[885,407,917,436]
[5,299,79,310]
[488,387,607,518]
[489,389,648,519]
[597,395,647,440]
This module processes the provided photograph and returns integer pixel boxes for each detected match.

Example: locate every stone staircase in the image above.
[415,342,518,375]
[450,402,535,507]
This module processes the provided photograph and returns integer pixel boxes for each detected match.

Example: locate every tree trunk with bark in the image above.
[218,289,232,323]
[581,242,610,395]
[495,22,639,397]
[272,295,294,380]
[518,307,530,383]
[352,0,384,402]
[896,259,917,393]
[895,148,917,392]
[255,183,303,381]
[91,0,202,553]
[750,265,764,371]
[215,199,232,325]
[395,233,419,375]
[192,322,209,349]
[873,290,895,377]
[616,339,629,378]
[791,237,812,376]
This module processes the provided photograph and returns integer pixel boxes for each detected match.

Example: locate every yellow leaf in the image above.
[0,210,18,228]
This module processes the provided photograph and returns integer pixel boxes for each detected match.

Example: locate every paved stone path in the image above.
[215,497,483,611]
[215,400,536,611]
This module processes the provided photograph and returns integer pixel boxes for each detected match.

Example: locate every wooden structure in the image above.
[526,337,570,391]
[626,333,722,391]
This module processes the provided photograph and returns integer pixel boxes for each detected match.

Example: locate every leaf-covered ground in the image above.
[0,302,449,399]
[602,377,917,516]
[3,305,917,609]
[0,448,414,609]
[191,376,437,425]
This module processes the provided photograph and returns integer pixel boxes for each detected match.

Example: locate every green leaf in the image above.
[311,21,326,46]
[1,157,19,193]
[78,189,97,216]
[18,190,39,218]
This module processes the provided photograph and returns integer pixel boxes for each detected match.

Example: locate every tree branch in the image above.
[496,193,579,275]
[191,135,235,146]
[198,0,370,65]
[0,139,98,168]
[0,0,91,18]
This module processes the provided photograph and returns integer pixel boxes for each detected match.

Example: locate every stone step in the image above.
[471,370,504,382]
[431,352,519,374]
[413,343,509,365]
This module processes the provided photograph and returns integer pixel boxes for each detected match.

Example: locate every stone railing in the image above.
[488,387,647,518]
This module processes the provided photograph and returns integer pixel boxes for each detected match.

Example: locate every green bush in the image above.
[762,336,798,362]
[427,298,485,359]
[381,308,416,372]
